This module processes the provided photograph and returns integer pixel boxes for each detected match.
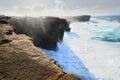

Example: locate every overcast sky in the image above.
[0,0,120,16]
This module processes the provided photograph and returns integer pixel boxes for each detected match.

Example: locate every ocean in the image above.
[41,15,120,80]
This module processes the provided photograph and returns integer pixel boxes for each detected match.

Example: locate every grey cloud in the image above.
[0,0,120,16]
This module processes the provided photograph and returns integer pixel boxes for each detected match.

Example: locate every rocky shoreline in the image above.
[0,15,81,80]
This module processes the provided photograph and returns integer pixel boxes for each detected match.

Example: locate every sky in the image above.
[0,0,120,16]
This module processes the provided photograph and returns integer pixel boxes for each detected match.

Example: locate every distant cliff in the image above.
[0,15,82,80]
[9,16,70,50]
[61,15,91,22]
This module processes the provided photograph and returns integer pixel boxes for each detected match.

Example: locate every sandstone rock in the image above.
[0,19,82,80]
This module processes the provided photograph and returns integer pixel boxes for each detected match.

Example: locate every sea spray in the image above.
[41,31,97,80]
[67,18,120,80]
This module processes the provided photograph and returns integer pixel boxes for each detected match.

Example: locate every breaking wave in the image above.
[42,33,96,80]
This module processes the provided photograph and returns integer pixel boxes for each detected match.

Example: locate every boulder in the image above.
[9,16,70,50]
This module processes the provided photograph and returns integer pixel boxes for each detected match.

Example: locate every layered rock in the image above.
[0,16,82,80]
[9,16,70,50]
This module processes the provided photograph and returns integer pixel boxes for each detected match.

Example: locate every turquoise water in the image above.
[91,16,120,42]
[91,27,120,42]
[92,15,120,22]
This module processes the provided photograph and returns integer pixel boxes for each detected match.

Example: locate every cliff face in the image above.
[0,16,81,80]
[9,16,70,50]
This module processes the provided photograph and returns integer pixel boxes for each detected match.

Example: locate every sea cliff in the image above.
[9,16,70,50]
[0,15,81,80]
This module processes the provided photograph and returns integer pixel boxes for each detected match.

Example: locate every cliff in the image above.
[0,16,81,80]
[8,15,90,50]
[9,16,70,50]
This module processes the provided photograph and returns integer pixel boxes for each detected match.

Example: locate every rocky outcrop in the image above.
[61,15,91,22]
[9,16,70,50]
[0,16,82,80]
[0,15,10,24]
